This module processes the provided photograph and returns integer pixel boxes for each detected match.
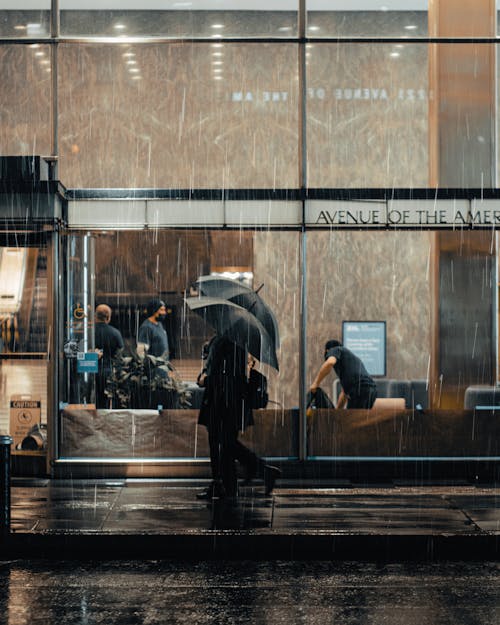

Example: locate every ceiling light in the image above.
[131,75,142,80]
[29,43,40,48]
[211,24,224,29]
[211,34,222,38]
[123,52,135,58]
[211,43,223,48]
[405,24,417,30]
[127,60,136,65]
[308,26,320,31]
[212,61,223,65]
[14,25,26,30]
[213,76,223,80]
[212,52,223,57]
[129,67,140,73]
[278,26,292,31]
[34,51,45,57]
[213,68,222,73]
[114,23,126,30]
[390,52,400,57]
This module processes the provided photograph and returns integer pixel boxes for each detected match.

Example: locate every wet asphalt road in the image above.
[0,559,498,625]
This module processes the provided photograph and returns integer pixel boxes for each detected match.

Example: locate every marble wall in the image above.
[55,37,429,189]
[304,231,432,388]
[0,45,51,157]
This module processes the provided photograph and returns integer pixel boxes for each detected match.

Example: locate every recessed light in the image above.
[34,51,45,57]
[308,26,320,31]
[212,52,223,57]
[211,34,222,38]
[114,23,126,30]
[14,25,26,30]
[405,24,417,30]
[278,26,292,31]
[127,60,136,65]
[213,68,222,73]
[129,67,140,73]
[29,43,40,48]
[211,24,224,29]
[212,61,223,65]
[213,76,223,80]
[390,52,400,57]
[211,43,223,48]
[123,52,135,58]
[131,75,142,80]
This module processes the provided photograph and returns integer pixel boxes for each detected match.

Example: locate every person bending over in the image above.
[310,339,377,409]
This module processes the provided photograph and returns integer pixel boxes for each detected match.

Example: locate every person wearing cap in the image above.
[310,339,377,409]
[137,299,170,359]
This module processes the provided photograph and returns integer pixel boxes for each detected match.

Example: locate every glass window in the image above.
[306,229,499,460]
[0,44,52,157]
[60,2,298,38]
[60,227,300,461]
[306,42,429,188]
[58,43,299,189]
[306,1,428,38]
[0,3,50,38]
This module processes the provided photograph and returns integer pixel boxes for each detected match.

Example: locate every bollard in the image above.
[0,435,13,535]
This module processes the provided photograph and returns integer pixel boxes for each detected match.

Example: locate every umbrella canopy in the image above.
[185,296,279,371]
[193,276,280,348]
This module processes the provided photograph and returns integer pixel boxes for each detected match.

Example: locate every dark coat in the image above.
[198,336,253,431]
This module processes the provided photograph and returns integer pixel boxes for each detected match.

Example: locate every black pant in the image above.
[207,419,261,496]
[347,384,377,409]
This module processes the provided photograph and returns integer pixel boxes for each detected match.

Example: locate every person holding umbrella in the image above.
[310,339,377,409]
[196,333,280,500]
[185,289,281,501]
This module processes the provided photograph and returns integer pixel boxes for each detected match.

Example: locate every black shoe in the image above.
[196,482,225,500]
[241,468,257,487]
[264,465,281,495]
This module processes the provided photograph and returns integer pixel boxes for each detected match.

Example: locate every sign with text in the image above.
[342,321,386,377]
[77,351,99,374]
[306,200,386,227]
[386,199,469,227]
[10,395,41,448]
[305,199,495,228]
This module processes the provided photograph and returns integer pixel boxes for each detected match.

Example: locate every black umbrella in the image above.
[185,296,279,371]
[193,276,280,348]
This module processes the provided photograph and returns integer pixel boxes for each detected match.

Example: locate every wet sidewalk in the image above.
[6,478,500,560]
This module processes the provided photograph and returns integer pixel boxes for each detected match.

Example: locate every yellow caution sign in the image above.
[10,394,41,448]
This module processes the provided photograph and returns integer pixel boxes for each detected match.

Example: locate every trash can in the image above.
[0,435,13,534]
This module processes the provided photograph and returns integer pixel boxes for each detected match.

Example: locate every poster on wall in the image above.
[342,321,386,376]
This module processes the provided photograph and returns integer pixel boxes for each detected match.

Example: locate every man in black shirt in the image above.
[310,339,377,409]
[95,304,124,408]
